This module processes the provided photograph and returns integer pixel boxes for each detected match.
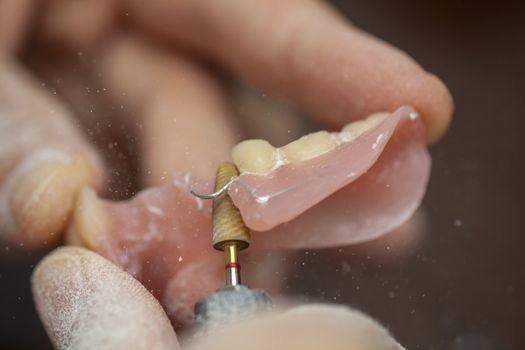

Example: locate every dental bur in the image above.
[191,162,272,336]
[210,162,250,286]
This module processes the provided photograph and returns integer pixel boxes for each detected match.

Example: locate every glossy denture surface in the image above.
[229,106,422,231]
[251,108,429,249]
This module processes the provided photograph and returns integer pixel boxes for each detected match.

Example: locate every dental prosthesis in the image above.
[65,106,429,326]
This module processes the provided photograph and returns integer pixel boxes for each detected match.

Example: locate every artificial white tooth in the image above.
[342,112,388,139]
[280,131,338,163]
[232,139,279,175]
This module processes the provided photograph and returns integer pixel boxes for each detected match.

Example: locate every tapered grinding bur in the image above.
[212,162,250,250]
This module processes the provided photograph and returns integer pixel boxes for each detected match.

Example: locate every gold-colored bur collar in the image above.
[211,162,251,251]
[224,243,241,286]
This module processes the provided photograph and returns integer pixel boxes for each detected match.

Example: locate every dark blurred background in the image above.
[1,0,524,349]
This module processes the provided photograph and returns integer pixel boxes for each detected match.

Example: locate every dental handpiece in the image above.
[191,163,272,336]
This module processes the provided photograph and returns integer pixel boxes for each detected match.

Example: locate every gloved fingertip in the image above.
[32,246,180,350]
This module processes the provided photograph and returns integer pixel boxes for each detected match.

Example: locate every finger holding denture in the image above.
[0,58,103,249]
[32,246,180,350]
[125,0,453,142]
